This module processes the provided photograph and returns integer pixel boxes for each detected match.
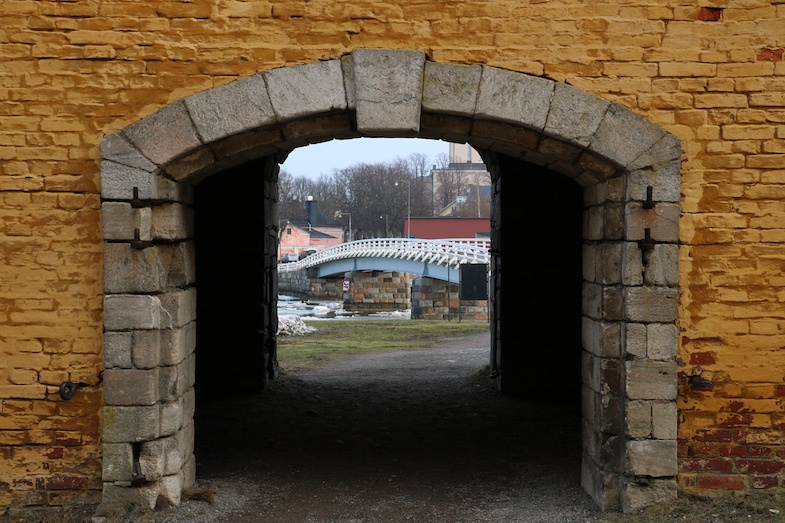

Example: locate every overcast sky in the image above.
[281,137,448,179]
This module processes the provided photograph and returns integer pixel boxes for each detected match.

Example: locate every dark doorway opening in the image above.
[194,159,276,399]
[493,155,584,401]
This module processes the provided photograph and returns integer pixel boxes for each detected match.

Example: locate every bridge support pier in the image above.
[411,277,489,321]
[342,271,411,314]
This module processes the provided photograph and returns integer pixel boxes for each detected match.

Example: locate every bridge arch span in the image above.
[280,238,490,282]
[101,49,680,511]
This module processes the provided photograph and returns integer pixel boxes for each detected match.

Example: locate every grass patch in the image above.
[277,319,489,371]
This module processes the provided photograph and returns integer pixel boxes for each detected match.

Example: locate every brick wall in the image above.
[1,0,784,511]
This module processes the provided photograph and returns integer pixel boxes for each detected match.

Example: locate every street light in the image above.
[380,214,389,237]
[334,210,352,241]
[395,179,411,238]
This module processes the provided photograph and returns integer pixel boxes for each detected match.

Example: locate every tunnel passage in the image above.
[195,158,279,397]
[192,328,593,520]
[492,155,584,400]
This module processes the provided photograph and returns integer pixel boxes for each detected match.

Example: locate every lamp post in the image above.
[334,210,352,242]
[380,214,389,237]
[395,179,411,238]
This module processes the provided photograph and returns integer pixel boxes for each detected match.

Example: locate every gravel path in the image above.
[154,331,601,523]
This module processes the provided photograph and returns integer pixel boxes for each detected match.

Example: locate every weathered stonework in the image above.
[1,1,783,515]
[343,271,412,313]
[277,270,343,302]
[411,277,489,322]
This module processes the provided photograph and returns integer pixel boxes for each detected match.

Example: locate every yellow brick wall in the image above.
[1,0,783,508]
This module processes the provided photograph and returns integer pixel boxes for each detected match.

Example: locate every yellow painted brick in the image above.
[0,384,46,400]
[734,77,766,92]
[707,77,736,92]
[637,93,694,109]
[750,92,785,107]
[8,370,37,386]
[746,155,785,169]
[603,62,659,77]
[731,141,761,155]
[718,62,776,77]
[659,62,717,77]
[694,94,749,108]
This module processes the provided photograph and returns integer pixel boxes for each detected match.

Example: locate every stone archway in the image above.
[100,48,681,512]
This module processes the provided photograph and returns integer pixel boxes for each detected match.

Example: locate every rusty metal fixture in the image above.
[637,227,656,266]
[131,228,153,250]
[130,186,145,208]
[58,381,87,400]
[642,186,655,210]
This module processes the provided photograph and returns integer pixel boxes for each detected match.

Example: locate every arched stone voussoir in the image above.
[475,66,555,133]
[587,103,668,170]
[422,61,482,118]
[627,132,682,172]
[121,100,204,167]
[544,82,611,148]
[183,73,276,144]
[352,48,426,136]
[101,133,158,172]
[264,59,348,122]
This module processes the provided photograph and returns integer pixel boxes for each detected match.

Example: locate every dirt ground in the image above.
[150,330,600,523]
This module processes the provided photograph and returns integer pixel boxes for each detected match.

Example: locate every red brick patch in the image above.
[698,7,723,21]
[44,475,88,491]
[44,447,63,460]
[697,475,747,490]
[757,48,784,62]
[690,352,716,365]
[719,445,747,458]
[696,429,734,442]
[736,460,785,475]
[751,476,780,489]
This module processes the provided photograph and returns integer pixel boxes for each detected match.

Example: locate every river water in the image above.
[277,294,411,320]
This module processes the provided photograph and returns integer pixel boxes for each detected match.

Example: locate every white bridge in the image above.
[278,238,490,283]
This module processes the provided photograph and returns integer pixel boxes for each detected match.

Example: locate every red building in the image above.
[404,217,490,240]
[278,198,344,261]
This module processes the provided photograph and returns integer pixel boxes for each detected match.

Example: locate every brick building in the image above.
[1,0,784,515]
[278,198,344,260]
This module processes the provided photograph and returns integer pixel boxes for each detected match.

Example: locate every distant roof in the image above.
[288,220,342,239]
[465,185,491,203]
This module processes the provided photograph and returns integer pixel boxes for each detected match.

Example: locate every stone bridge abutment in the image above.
[100,49,680,512]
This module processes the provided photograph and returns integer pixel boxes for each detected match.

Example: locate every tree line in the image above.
[278,152,491,239]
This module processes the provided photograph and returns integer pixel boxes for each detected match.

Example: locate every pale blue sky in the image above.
[281,137,448,179]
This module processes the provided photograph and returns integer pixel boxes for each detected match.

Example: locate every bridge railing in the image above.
[278,238,490,273]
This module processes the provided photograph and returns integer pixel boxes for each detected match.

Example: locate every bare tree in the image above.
[435,152,450,169]
[278,150,452,238]
[433,169,467,214]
